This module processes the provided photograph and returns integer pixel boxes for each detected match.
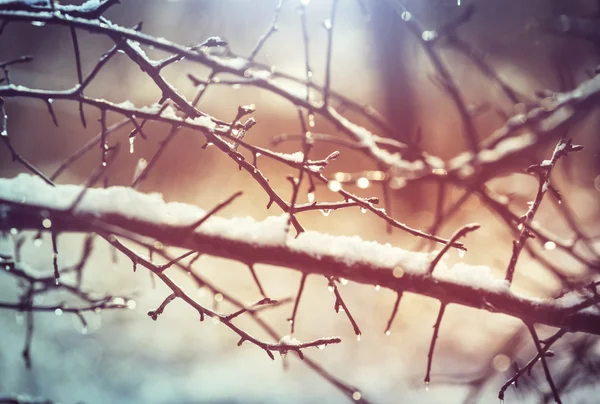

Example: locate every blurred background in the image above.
[1,0,600,403]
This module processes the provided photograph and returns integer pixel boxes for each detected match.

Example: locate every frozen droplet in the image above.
[126,300,137,309]
[55,308,63,316]
[517,223,524,230]
[340,278,348,286]
[80,326,88,335]
[129,136,135,154]
[153,241,163,250]
[112,297,125,306]
[33,238,43,248]
[544,241,556,250]
[133,158,147,183]
[374,285,380,291]
[321,209,331,217]
[385,330,391,336]
[214,293,223,302]
[327,180,342,192]
[288,319,294,325]
[323,19,332,30]
[102,161,107,167]
[55,278,60,286]
[360,207,367,214]
[31,21,46,27]
[327,285,334,293]
[400,11,412,21]
[356,334,361,342]
[352,392,362,401]
[307,192,315,203]
[308,113,315,127]
[421,30,438,41]
[458,249,466,258]
[356,177,370,189]
[425,381,430,391]
[307,70,313,78]
[10,227,18,235]
[317,344,325,350]
[42,218,52,229]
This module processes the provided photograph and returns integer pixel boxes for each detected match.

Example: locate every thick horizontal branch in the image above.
[1,175,599,335]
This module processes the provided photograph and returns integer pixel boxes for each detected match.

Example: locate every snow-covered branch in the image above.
[2,174,599,335]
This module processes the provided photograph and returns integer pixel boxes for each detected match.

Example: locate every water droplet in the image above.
[211,317,220,324]
[323,19,332,30]
[55,308,63,316]
[33,238,43,247]
[458,249,466,258]
[214,293,223,302]
[356,177,370,189]
[544,241,556,251]
[327,180,342,192]
[126,300,137,309]
[42,218,52,229]
[10,227,18,235]
[15,312,24,325]
[400,11,412,21]
[129,136,135,154]
[102,161,107,167]
[308,113,315,127]
[307,70,313,78]
[288,319,294,325]
[393,266,404,278]
[421,30,438,41]
[80,326,88,335]
[327,285,334,293]
[321,209,331,217]
[425,381,430,391]
[360,207,367,214]
[385,330,391,336]
[374,285,380,291]
[340,278,348,286]
[307,192,315,203]
[356,334,361,342]
[517,223,524,230]
[153,241,163,250]
[231,83,241,90]
[55,278,60,286]
[317,344,325,350]
[352,392,362,401]
[31,21,46,27]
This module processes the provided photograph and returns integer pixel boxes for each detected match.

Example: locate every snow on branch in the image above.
[2,174,599,335]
